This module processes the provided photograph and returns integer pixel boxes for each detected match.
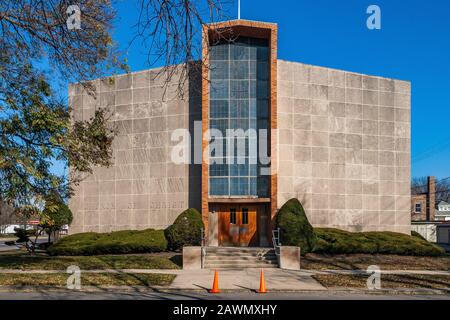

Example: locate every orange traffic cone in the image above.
[258,269,267,293]
[210,270,220,293]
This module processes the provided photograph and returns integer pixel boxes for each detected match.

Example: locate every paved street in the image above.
[0,238,47,252]
[0,290,449,300]
[0,238,17,252]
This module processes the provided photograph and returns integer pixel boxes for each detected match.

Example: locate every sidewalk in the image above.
[169,269,326,291]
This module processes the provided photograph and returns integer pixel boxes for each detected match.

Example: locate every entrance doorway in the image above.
[218,205,258,246]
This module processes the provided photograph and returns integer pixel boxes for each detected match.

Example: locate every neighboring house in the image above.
[0,200,39,235]
[69,19,412,245]
[435,201,450,221]
[411,177,450,222]
[411,176,435,222]
[411,177,450,243]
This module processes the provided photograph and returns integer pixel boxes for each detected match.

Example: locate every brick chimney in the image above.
[427,176,436,221]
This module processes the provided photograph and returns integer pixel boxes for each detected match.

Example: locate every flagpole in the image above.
[238,0,241,19]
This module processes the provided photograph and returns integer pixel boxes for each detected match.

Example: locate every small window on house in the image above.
[230,208,237,224]
[242,208,249,225]
[415,203,422,213]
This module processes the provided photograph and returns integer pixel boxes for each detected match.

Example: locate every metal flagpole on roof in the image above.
[238,0,241,19]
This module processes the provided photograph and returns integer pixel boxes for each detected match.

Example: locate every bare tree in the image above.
[411,177,450,202]
[133,0,234,97]
[411,177,428,195]
[436,178,450,202]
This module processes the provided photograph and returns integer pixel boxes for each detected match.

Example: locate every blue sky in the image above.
[78,0,450,180]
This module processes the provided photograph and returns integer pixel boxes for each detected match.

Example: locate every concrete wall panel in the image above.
[277,60,411,234]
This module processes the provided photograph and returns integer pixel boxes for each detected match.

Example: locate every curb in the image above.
[313,270,450,276]
[0,285,448,295]
[0,269,182,274]
[0,269,449,275]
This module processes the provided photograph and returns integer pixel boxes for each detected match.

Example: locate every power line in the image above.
[412,136,450,163]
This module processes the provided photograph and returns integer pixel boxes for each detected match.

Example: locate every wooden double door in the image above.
[217,205,258,247]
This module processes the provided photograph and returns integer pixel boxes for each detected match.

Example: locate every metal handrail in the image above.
[200,228,206,269]
[200,227,206,247]
[272,228,281,257]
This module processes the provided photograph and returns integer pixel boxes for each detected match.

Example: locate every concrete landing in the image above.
[169,268,326,291]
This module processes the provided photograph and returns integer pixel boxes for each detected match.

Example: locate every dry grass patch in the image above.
[302,253,450,271]
[312,274,450,290]
[0,273,175,287]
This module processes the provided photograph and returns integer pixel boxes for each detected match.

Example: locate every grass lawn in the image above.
[312,274,450,290]
[0,251,182,270]
[0,273,175,287]
[302,253,450,271]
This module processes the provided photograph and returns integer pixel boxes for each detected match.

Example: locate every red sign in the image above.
[28,220,40,225]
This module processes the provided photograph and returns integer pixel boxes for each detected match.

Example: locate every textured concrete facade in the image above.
[69,60,411,235]
[277,60,411,234]
[69,67,201,233]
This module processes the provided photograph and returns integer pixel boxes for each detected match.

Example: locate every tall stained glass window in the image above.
[209,37,270,197]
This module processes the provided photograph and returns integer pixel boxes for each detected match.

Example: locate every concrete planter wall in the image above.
[411,223,437,243]
[279,246,301,270]
[182,246,202,270]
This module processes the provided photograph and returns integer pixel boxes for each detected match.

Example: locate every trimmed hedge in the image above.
[314,228,445,256]
[165,208,204,251]
[276,198,317,254]
[47,229,167,256]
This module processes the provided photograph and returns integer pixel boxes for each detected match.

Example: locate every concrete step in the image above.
[203,247,278,269]
[205,256,277,261]
[205,253,276,258]
[205,252,276,258]
[205,256,276,261]
[206,249,275,254]
[206,247,273,252]
[205,262,278,268]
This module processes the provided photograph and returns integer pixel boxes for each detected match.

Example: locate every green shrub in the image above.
[276,198,317,254]
[165,208,204,251]
[47,229,167,256]
[314,228,445,256]
[41,200,73,242]
[41,201,73,229]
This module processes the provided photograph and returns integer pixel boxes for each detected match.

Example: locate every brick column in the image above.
[427,176,436,221]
